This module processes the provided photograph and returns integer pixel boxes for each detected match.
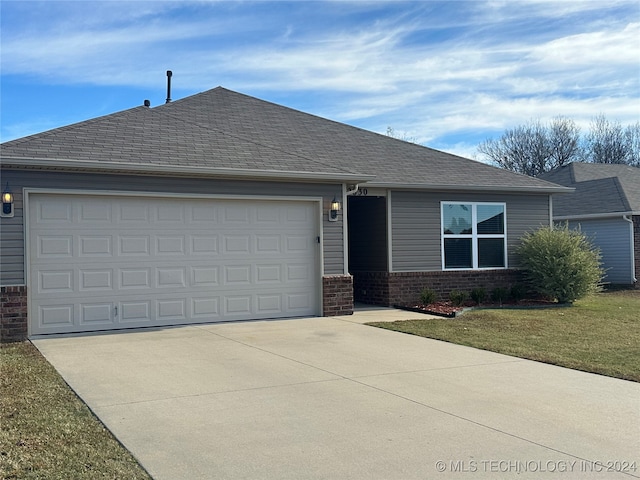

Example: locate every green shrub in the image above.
[491,287,510,305]
[470,287,486,305]
[516,226,604,303]
[449,290,467,306]
[419,288,437,305]
[510,283,526,302]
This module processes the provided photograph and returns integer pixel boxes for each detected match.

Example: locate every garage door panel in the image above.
[156,204,185,223]
[38,270,74,294]
[118,202,150,222]
[80,236,112,256]
[224,235,251,253]
[119,236,151,255]
[157,267,187,288]
[156,236,185,254]
[39,304,74,327]
[287,292,314,311]
[121,268,152,289]
[192,297,220,318]
[120,301,152,323]
[38,235,73,257]
[80,303,113,324]
[38,198,73,223]
[225,296,252,315]
[256,264,281,283]
[80,269,113,291]
[80,200,112,222]
[191,235,218,254]
[192,267,219,286]
[29,194,320,335]
[157,298,187,320]
[223,205,250,223]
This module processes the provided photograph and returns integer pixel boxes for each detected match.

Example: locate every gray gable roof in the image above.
[539,162,640,217]
[2,87,567,192]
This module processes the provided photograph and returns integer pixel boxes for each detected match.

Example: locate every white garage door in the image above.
[28,193,320,335]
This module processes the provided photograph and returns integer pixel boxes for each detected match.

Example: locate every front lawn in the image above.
[0,342,151,480]
[369,289,640,382]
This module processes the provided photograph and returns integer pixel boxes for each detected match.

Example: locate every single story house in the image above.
[539,162,640,286]
[0,87,570,341]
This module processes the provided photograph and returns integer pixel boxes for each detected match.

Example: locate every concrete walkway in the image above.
[33,307,639,479]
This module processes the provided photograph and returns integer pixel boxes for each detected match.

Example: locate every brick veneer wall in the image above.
[353,270,524,307]
[634,216,640,288]
[323,274,354,316]
[353,272,390,305]
[1,286,28,343]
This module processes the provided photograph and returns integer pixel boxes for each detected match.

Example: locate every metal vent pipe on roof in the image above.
[165,70,172,103]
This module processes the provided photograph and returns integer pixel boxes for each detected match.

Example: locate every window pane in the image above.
[444,238,472,268]
[477,205,504,234]
[443,204,472,234]
[478,238,505,268]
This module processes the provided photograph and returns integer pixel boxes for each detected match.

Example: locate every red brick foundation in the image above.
[354,270,524,306]
[1,286,28,343]
[322,274,354,316]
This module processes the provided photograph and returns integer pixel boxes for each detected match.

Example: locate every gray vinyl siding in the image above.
[0,169,345,285]
[566,217,633,284]
[391,191,550,272]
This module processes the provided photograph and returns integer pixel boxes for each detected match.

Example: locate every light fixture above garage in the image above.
[329,196,341,222]
[1,182,14,218]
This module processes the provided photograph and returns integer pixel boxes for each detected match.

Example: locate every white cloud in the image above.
[1,0,638,150]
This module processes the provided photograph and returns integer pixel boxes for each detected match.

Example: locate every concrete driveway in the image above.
[33,308,639,479]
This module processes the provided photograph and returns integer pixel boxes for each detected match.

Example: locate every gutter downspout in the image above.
[623,215,637,283]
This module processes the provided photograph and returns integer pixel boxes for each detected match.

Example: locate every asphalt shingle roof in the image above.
[539,162,640,216]
[1,87,567,192]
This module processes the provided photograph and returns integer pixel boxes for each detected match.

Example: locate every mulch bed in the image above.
[395,299,564,318]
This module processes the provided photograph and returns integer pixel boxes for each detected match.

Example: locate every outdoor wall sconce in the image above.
[329,196,341,222]
[1,182,14,218]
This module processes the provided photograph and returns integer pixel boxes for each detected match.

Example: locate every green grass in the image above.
[369,289,640,382]
[1,342,152,480]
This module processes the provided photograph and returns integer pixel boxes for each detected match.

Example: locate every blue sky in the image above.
[1,0,639,160]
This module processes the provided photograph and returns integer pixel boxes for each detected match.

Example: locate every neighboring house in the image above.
[0,87,569,341]
[539,162,640,287]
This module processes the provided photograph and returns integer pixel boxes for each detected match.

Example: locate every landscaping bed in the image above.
[396,298,561,318]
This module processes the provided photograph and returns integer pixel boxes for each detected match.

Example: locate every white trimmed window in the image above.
[441,202,507,270]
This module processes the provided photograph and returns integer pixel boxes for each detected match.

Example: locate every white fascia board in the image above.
[554,211,639,221]
[1,157,374,184]
[365,182,574,194]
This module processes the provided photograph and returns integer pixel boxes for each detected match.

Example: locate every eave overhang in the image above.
[553,211,640,221]
[365,182,574,195]
[0,157,375,184]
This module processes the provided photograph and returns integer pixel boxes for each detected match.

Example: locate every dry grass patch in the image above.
[370,290,640,382]
[1,342,151,480]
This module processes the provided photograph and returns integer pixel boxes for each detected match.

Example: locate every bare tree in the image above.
[478,117,580,176]
[548,116,582,166]
[584,115,630,164]
[478,115,640,175]
[624,122,640,167]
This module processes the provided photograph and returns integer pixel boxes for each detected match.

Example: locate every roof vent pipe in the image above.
[165,70,172,103]
[144,99,151,107]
